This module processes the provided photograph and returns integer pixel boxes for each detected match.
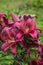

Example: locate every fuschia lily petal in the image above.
[10,12,20,22]
[26,18,36,31]
[11,45,16,55]
[29,30,38,39]
[1,42,14,51]
[13,22,21,28]
[16,32,23,40]
[0,12,6,18]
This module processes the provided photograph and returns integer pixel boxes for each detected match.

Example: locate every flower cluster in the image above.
[0,12,43,65]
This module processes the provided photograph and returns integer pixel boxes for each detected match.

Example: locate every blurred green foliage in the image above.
[0,0,43,65]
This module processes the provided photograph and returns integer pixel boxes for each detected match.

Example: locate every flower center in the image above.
[0,18,4,22]
[7,38,15,44]
[26,27,29,33]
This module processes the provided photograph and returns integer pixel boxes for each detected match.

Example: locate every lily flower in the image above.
[1,27,19,55]
[10,13,41,55]
[28,56,43,65]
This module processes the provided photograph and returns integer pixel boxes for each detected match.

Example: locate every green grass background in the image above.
[0,0,43,65]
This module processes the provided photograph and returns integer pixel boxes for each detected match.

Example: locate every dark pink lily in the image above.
[0,12,21,54]
[10,13,42,55]
[28,56,43,65]
[28,59,38,65]
[1,27,20,55]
